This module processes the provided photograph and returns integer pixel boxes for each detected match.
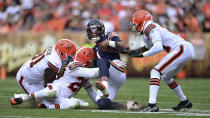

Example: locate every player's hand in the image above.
[99,40,109,51]
[135,53,144,58]
[128,50,144,58]
[128,49,140,56]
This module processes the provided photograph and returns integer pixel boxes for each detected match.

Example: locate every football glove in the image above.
[115,42,128,54]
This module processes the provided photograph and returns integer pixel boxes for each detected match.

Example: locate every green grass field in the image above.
[0,77,210,118]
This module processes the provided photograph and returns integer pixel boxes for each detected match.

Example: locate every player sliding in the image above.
[128,10,195,112]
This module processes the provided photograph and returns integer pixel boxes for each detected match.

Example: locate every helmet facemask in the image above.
[62,54,74,65]
[87,26,101,42]
[87,19,105,42]
[55,39,76,64]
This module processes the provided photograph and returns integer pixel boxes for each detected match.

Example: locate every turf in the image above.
[0,77,210,118]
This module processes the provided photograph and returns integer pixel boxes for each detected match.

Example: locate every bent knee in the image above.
[150,69,161,79]
[97,98,111,110]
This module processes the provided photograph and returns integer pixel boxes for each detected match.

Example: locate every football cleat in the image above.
[95,80,109,97]
[38,104,47,108]
[172,99,192,111]
[139,103,159,112]
[10,98,23,105]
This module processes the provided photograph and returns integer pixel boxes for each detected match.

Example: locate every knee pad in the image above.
[150,69,161,79]
[97,98,111,110]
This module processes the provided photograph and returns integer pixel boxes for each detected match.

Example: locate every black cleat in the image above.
[10,98,23,105]
[172,99,192,111]
[139,103,159,112]
[38,104,47,108]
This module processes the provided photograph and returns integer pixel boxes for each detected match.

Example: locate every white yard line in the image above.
[0,116,33,118]
[0,115,52,118]
[79,109,210,116]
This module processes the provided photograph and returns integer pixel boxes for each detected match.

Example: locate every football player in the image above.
[10,47,139,110]
[10,47,99,109]
[128,10,195,112]
[86,19,130,109]
[10,39,77,105]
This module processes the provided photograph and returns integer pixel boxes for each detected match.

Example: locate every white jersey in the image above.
[52,63,99,98]
[20,47,62,83]
[142,22,185,52]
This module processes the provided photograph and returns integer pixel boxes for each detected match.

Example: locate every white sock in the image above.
[149,85,159,104]
[172,85,187,101]
[149,78,160,104]
[33,88,49,100]
[33,85,56,100]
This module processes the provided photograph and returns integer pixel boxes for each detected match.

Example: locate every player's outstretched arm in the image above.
[128,46,148,56]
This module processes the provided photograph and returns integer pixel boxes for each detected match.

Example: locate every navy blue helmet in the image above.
[86,19,105,42]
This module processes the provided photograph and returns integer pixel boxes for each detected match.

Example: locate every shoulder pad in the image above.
[107,32,118,40]
[144,24,156,37]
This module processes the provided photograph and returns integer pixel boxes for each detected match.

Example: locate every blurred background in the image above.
[0,0,210,79]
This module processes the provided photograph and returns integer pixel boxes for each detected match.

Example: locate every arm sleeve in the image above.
[70,67,99,79]
[84,80,99,104]
[142,29,163,57]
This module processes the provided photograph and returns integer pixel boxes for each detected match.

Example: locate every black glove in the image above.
[128,50,144,58]
[128,49,140,56]
[115,43,128,54]
[135,53,144,58]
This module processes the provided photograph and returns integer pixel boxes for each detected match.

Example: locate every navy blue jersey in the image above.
[93,32,121,78]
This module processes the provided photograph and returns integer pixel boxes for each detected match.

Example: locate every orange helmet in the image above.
[55,39,76,61]
[130,10,152,33]
[74,47,95,67]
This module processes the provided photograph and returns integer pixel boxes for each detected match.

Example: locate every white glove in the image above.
[112,59,127,68]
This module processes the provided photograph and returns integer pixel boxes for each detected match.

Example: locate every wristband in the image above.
[108,41,116,48]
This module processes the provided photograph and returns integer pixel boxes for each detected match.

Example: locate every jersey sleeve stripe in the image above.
[144,24,156,36]
[69,62,83,70]
[108,32,118,40]
[47,62,59,72]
